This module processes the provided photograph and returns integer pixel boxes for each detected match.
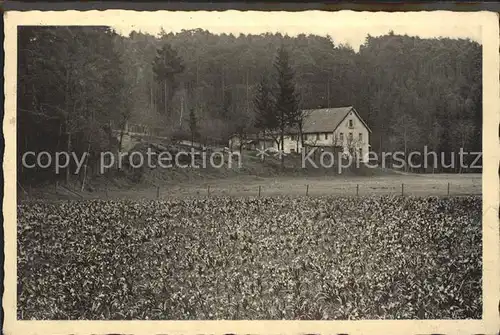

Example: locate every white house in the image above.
[229,106,372,162]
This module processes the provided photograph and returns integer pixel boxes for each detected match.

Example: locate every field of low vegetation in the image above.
[18,195,482,320]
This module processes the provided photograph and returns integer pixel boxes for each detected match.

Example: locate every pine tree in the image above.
[152,43,185,122]
[273,45,300,167]
[221,89,233,119]
[188,107,198,147]
[254,74,279,150]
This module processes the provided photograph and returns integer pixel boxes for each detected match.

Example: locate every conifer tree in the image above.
[273,45,300,167]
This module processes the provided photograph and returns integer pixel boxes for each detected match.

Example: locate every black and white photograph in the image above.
[3,8,499,335]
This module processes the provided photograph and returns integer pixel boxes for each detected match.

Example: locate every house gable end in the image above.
[332,107,372,133]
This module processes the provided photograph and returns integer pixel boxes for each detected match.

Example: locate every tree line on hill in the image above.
[17,26,481,184]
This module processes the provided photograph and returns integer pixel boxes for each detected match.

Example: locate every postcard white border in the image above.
[4,10,499,335]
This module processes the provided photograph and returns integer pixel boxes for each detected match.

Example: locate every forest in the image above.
[17,26,482,183]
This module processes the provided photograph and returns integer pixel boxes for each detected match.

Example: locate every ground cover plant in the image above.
[17,195,481,320]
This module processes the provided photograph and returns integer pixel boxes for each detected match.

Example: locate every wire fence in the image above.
[18,179,482,202]
[148,181,481,198]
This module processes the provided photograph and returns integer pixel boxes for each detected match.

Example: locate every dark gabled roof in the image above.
[301,106,371,133]
[229,106,371,140]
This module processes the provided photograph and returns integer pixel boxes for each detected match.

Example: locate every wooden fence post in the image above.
[156,186,160,199]
[447,182,450,196]
[258,185,261,197]
[306,184,309,196]
[356,184,359,196]
[401,183,404,196]
[208,185,211,196]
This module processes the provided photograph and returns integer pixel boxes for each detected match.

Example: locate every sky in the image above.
[111,11,482,51]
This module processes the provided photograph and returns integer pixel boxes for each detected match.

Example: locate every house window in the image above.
[304,134,308,140]
[325,133,328,140]
[359,148,363,158]
[359,133,363,141]
[348,119,353,128]
[339,133,344,141]
[291,135,296,141]
[316,133,320,140]
[349,132,353,141]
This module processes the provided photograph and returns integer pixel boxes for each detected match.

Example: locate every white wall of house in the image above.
[255,136,297,153]
[282,135,298,153]
[282,111,370,162]
[301,132,335,148]
[333,110,370,162]
[277,133,335,154]
[257,140,276,150]
[229,137,277,151]
[228,136,240,150]
[228,110,370,162]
